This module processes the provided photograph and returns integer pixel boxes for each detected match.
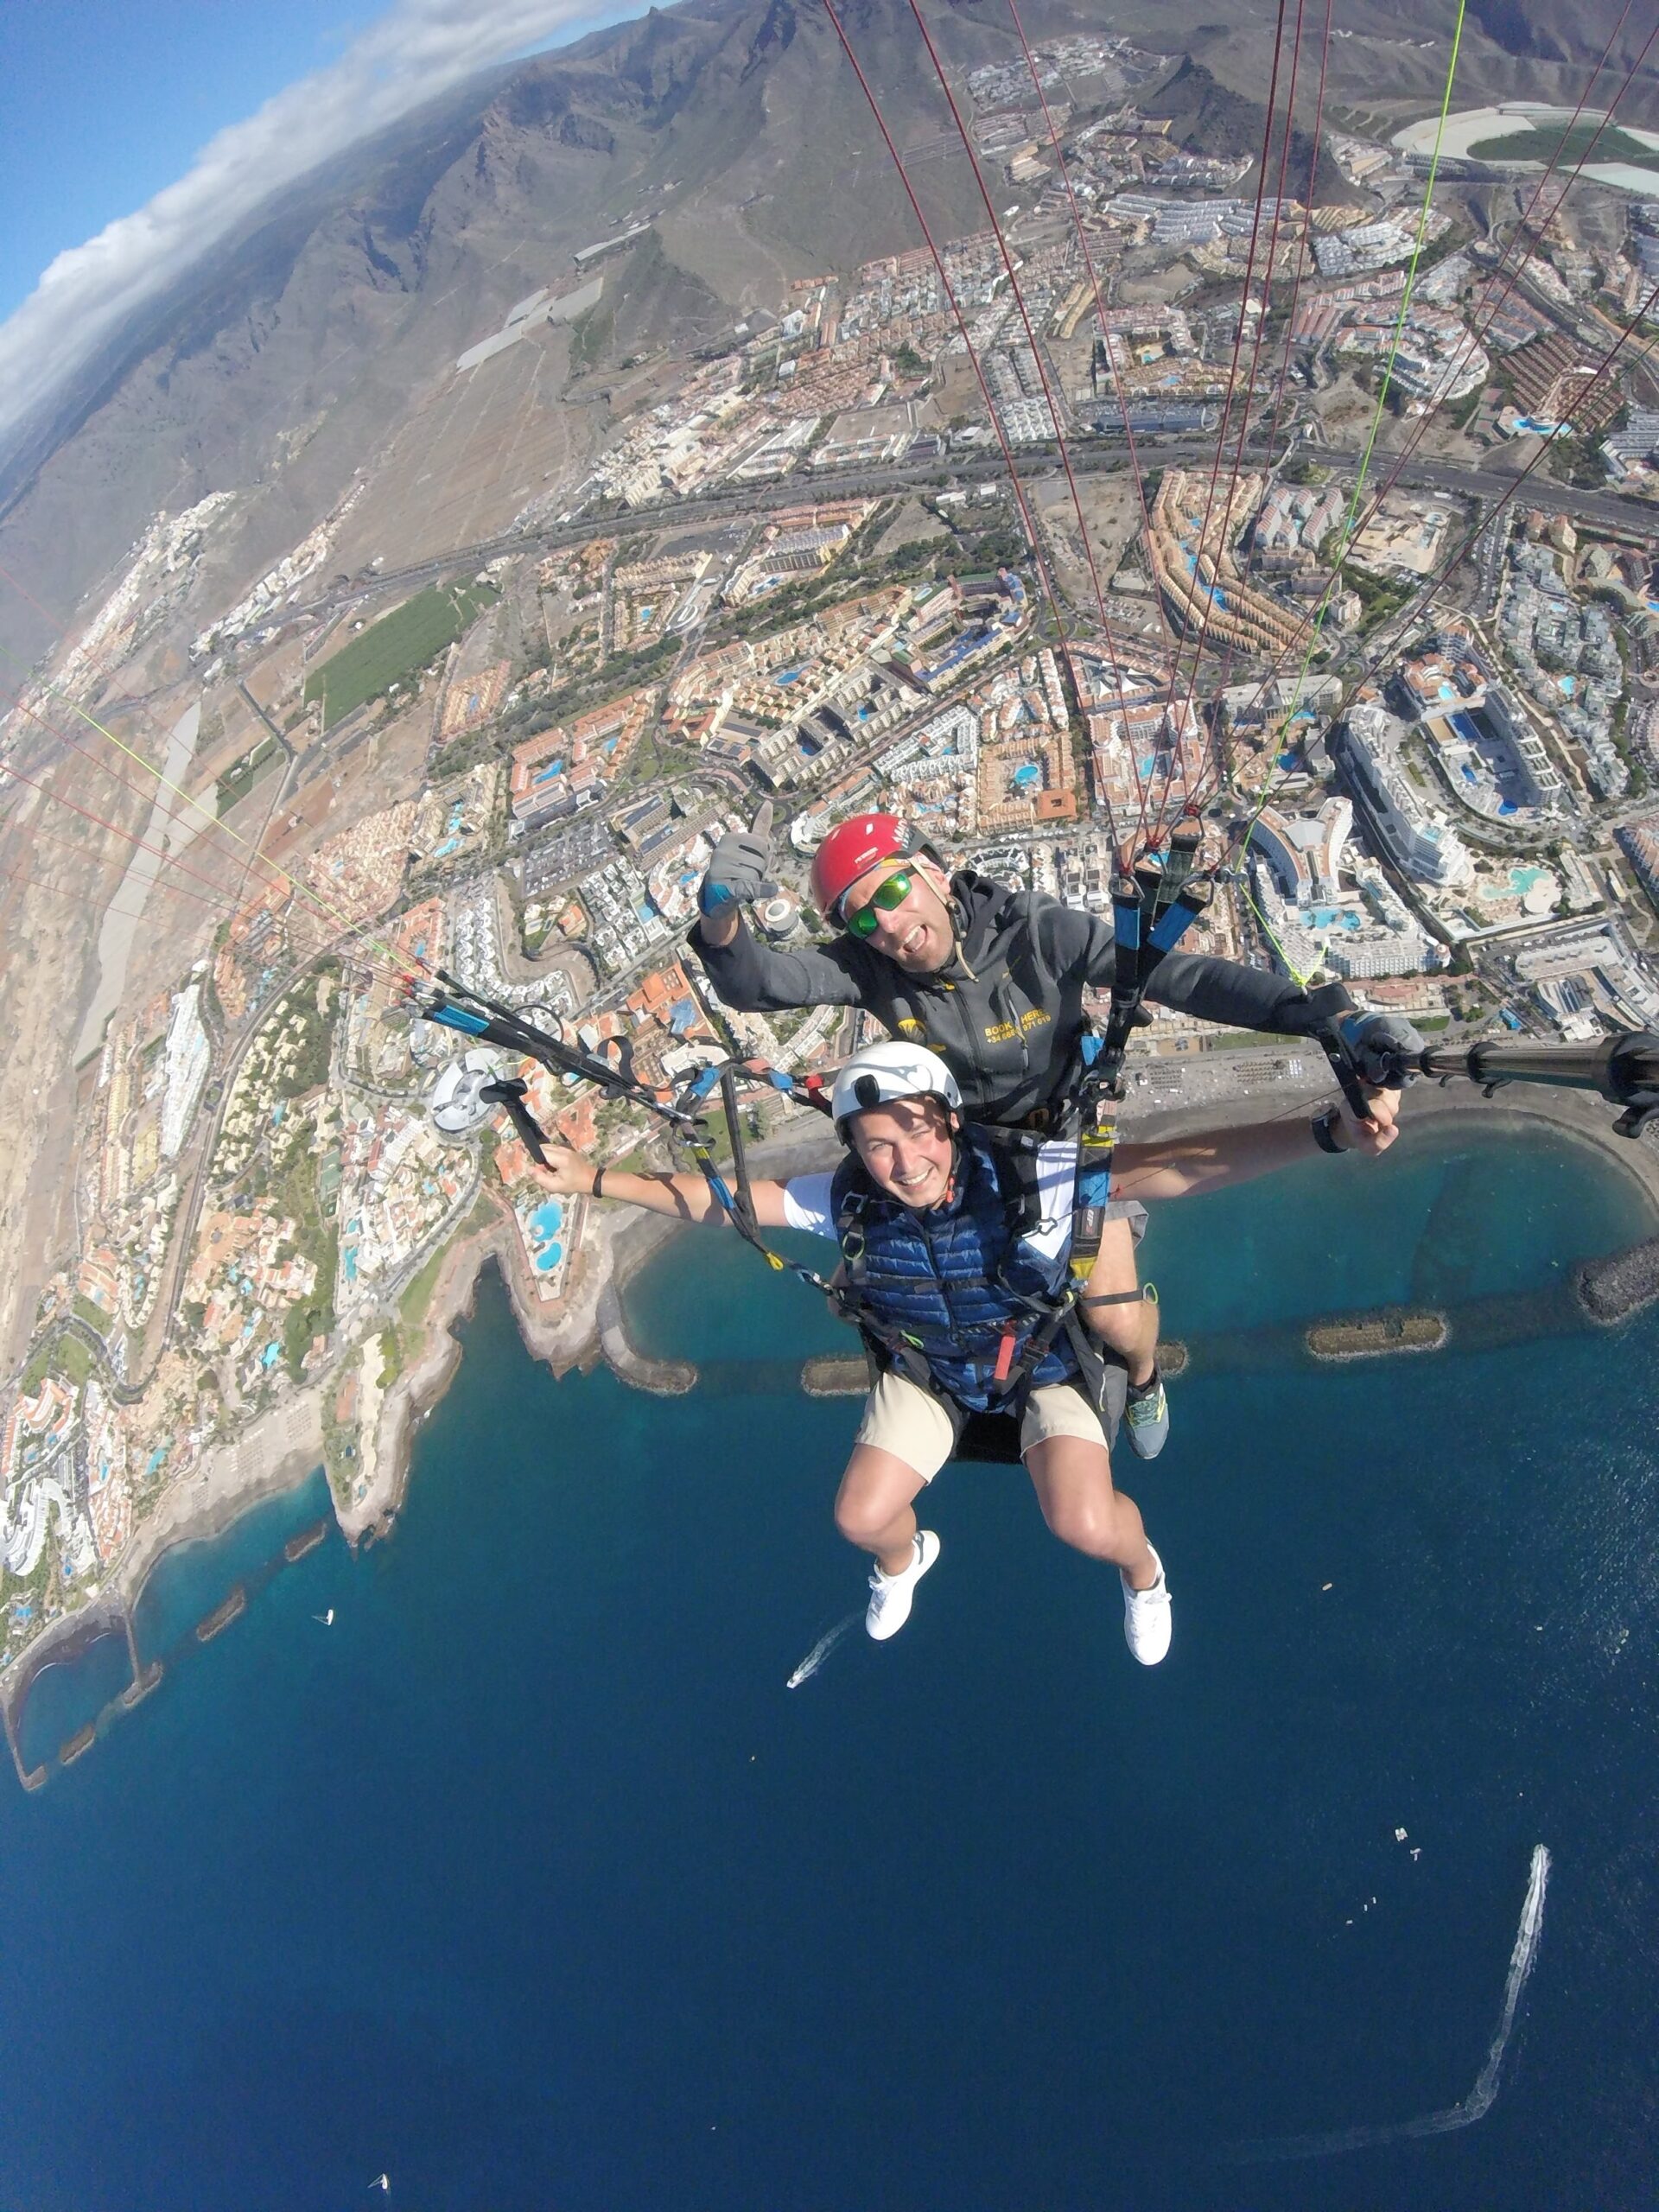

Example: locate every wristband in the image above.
[591,1166,607,1198]
[1311,1108,1345,1154]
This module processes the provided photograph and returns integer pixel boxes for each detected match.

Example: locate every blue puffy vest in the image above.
[830,1127,1080,1412]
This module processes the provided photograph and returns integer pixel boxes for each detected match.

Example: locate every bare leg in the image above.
[834,1446,930,1577]
[1079,1217,1158,1388]
[1024,1433,1155,1587]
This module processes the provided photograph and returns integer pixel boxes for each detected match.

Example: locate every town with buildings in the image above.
[3,31,1659,1697]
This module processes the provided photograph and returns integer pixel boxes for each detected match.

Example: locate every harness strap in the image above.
[1063,850,1213,1284]
[1103,872,1144,1070]
[975,1122,1051,1238]
[1068,1116,1118,1287]
[830,1173,937,1382]
[832,1139,1073,1407]
[1147,875,1213,954]
[1154,822,1203,917]
[718,1067,759,1241]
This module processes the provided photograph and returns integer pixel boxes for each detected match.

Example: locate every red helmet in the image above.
[810,811,921,917]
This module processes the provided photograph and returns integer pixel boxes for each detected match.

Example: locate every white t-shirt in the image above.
[781,1141,1080,1266]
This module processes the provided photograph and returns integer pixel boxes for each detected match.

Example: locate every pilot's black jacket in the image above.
[691,867,1324,1125]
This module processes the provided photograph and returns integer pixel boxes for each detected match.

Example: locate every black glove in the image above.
[698,830,770,918]
[1340,1010,1423,1087]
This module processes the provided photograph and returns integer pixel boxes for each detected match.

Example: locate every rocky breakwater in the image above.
[1576,1234,1659,1325]
[596,1277,696,1395]
[1306,1309,1449,1362]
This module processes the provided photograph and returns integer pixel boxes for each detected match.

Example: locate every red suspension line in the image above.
[901,0,1151,827]
[1154,0,1294,775]
[0,682,423,990]
[0,748,417,997]
[1,746,281,910]
[1255,0,1335,479]
[1191,0,1330,734]
[1340,282,1659,697]
[0,842,245,926]
[0,684,272,895]
[0,556,73,639]
[1211,276,1659,842]
[1004,0,1179,664]
[1185,4,1654,800]
[818,0,1129,842]
[1147,0,1308,845]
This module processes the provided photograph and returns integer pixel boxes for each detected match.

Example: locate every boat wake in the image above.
[786,1613,860,1689]
[1230,1844,1551,2164]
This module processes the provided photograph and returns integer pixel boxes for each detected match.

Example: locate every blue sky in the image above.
[0,0,645,449]
[1,3,381,324]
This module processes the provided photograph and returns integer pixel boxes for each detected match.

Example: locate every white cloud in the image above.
[0,0,641,456]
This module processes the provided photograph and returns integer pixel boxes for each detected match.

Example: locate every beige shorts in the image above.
[853,1368,1112,1484]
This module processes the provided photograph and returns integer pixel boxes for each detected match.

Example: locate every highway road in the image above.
[270,433,1658,646]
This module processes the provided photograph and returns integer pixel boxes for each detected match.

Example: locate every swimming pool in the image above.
[527,1198,565,1269]
[1182,560,1227,610]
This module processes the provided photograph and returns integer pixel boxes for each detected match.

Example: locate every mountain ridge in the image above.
[0,0,1650,677]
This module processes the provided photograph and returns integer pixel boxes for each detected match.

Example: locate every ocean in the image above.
[4,1120,1658,2210]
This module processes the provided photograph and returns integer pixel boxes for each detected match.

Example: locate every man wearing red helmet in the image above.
[692,810,1416,1452]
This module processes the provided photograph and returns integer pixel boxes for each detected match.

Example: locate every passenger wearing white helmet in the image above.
[528,1044,1400,1660]
[693,809,1419,1469]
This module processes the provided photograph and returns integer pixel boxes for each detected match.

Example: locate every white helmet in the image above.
[830,1041,962,1135]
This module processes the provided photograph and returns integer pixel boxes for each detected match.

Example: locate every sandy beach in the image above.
[1128,1069,1659,1216]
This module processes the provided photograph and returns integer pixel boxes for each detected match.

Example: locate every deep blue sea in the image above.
[6,1123,1659,2211]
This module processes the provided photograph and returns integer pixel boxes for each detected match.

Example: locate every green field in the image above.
[303,580,499,731]
[1467,120,1659,174]
[216,732,280,814]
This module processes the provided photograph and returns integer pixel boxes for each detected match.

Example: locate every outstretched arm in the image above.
[690,910,867,1015]
[1028,891,1321,1033]
[526,1144,795,1229]
[1111,1090,1401,1202]
[1027,889,1421,1073]
[1140,948,1323,1035]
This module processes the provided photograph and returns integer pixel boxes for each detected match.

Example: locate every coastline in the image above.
[0,1389,327,1733]
[7,1077,1655,1740]
[331,1075,1659,1545]
[336,1111,842,1543]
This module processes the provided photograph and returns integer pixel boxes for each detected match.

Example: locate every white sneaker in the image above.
[1122,1543,1172,1666]
[866,1529,941,1641]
